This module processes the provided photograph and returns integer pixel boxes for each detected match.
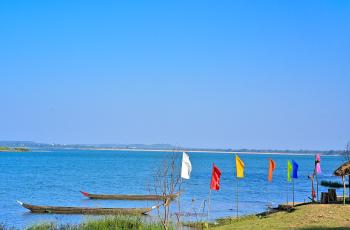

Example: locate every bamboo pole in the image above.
[208,189,212,220]
[236,178,239,218]
[286,166,289,205]
[286,181,289,204]
[178,178,183,225]
[292,179,295,206]
[267,180,270,214]
[342,176,346,205]
[316,173,319,202]
[314,156,319,202]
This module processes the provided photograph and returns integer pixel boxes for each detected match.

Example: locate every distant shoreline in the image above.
[0,141,344,155]
[79,148,341,156]
[0,147,342,156]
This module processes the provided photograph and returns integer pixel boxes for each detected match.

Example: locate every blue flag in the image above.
[292,160,298,179]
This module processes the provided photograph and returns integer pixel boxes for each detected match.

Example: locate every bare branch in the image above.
[153,151,182,230]
[343,141,350,161]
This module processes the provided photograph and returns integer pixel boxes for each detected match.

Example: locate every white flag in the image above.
[181,152,192,179]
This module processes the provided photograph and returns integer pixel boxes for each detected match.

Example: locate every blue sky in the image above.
[0,1,349,150]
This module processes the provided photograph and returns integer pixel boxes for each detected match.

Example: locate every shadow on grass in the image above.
[299,227,350,230]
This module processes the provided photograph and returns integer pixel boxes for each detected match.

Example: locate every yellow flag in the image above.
[235,155,245,178]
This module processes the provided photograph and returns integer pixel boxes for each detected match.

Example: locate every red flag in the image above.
[268,159,276,182]
[210,163,221,190]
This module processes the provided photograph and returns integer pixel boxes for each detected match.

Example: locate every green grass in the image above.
[2,205,350,229]
[25,216,170,230]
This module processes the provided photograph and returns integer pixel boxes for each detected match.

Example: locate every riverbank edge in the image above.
[0,148,30,152]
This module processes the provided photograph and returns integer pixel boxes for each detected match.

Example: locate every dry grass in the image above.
[214,204,350,230]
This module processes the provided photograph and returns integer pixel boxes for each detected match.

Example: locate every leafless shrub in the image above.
[152,152,182,230]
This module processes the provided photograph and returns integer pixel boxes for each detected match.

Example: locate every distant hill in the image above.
[0,140,345,155]
[0,141,178,150]
[0,141,48,148]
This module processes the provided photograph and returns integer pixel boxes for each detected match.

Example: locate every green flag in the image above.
[287,160,292,182]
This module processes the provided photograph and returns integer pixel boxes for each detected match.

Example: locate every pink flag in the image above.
[315,154,321,174]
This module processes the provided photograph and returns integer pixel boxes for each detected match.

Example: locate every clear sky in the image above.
[0,1,349,150]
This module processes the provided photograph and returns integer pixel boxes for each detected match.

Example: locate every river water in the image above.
[0,149,344,229]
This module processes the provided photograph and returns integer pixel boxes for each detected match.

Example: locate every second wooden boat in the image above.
[80,191,180,200]
[17,201,157,215]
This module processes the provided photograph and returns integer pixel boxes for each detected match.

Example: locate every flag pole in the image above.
[178,177,183,222]
[234,154,244,218]
[266,173,270,212]
[292,178,295,206]
[208,189,212,220]
[286,181,289,204]
[286,164,289,205]
[267,163,269,210]
[342,175,346,205]
[236,178,239,218]
[268,180,271,213]
[316,173,319,202]
[314,156,318,202]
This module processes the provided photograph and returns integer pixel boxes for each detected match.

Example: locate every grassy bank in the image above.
[1,216,169,230]
[32,216,169,230]
[0,146,29,152]
[0,146,11,151]
[3,204,350,229]
[212,204,350,229]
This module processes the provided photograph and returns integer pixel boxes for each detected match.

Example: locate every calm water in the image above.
[0,150,344,229]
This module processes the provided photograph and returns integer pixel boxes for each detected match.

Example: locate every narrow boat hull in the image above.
[18,201,155,215]
[80,191,180,201]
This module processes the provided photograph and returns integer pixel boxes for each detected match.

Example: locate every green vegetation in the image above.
[1,205,350,229]
[0,141,345,155]
[321,180,349,188]
[25,216,170,230]
[0,146,29,152]
[0,146,11,151]
[13,147,29,152]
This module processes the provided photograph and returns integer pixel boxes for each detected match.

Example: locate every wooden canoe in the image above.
[80,191,180,200]
[17,201,157,215]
